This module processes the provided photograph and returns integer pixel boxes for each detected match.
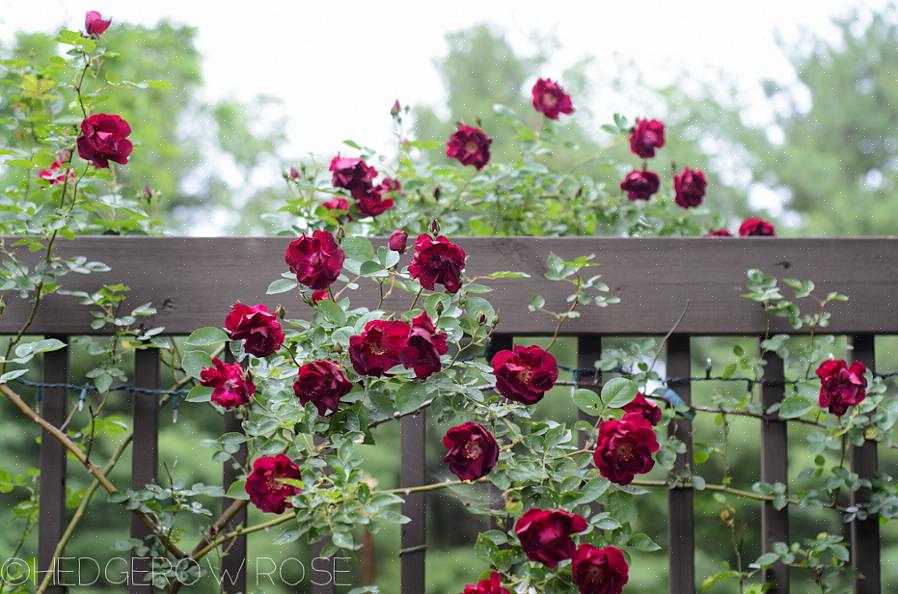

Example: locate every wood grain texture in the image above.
[400,411,426,594]
[3,237,897,336]
[667,335,695,594]
[130,349,159,594]
[39,342,68,594]
[761,350,789,594]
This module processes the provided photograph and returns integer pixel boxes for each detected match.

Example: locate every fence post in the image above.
[761,349,789,593]
[39,340,68,594]
[850,334,880,594]
[667,334,695,594]
[131,348,159,594]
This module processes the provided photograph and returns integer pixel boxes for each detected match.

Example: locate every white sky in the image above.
[1,0,888,158]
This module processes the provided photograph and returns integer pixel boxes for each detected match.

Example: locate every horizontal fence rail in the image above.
[3,236,897,594]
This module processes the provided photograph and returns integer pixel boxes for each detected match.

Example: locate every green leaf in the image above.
[572,388,602,416]
[185,385,213,403]
[601,377,638,408]
[0,369,28,384]
[316,300,347,325]
[183,351,213,379]
[267,278,298,295]
[626,532,661,552]
[395,382,431,415]
[185,327,229,347]
[342,236,375,262]
[778,395,815,419]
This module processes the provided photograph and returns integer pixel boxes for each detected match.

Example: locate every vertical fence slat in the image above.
[221,351,248,594]
[667,334,695,594]
[761,349,790,593]
[130,348,159,594]
[400,410,426,594]
[851,334,880,594]
[39,339,68,594]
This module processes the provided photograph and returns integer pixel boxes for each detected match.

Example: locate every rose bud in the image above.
[85,10,112,35]
[593,412,660,485]
[285,230,345,290]
[77,113,132,168]
[391,99,402,118]
[388,230,409,254]
[349,319,411,377]
[224,303,285,358]
[462,572,510,594]
[289,166,300,179]
[199,358,255,409]
[816,359,867,416]
[673,167,707,208]
[399,312,448,379]
[707,228,732,237]
[531,78,575,120]
[514,508,587,568]
[244,454,301,514]
[312,289,330,302]
[738,217,776,237]
[446,124,491,170]
[620,169,660,201]
[408,234,466,293]
[293,360,353,416]
[329,154,377,199]
[491,345,559,405]
[571,544,629,594]
[443,422,499,481]
[355,187,395,217]
[629,118,665,158]
[622,392,662,426]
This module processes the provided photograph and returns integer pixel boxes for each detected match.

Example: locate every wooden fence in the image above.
[3,236,898,594]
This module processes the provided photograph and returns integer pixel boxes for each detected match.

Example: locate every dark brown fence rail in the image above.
[3,236,898,594]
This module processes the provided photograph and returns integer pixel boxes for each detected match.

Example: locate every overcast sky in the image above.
[1,0,888,158]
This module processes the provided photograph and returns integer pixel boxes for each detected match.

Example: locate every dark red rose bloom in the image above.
[85,10,111,35]
[322,196,350,213]
[708,229,733,237]
[674,167,707,208]
[38,158,74,185]
[531,78,575,120]
[378,177,401,193]
[816,359,867,416]
[593,412,659,485]
[244,454,301,514]
[443,422,499,481]
[77,113,132,168]
[572,544,629,594]
[349,319,411,377]
[622,392,662,426]
[514,508,588,568]
[355,188,395,217]
[462,572,510,594]
[284,230,345,290]
[389,230,409,254]
[312,289,330,302]
[446,124,491,170]
[399,311,449,379]
[629,118,665,158]
[329,155,377,199]
[491,345,559,405]
[620,169,660,201]
[224,303,285,358]
[408,234,466,294]
[738,217,776,237]
[293,360,353,416]
[200,358,255,409]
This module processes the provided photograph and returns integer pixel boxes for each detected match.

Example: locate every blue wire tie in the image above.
[78,385,88,411]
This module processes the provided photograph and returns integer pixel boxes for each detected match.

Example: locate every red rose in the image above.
[293,360,353,416]
[816,359,867,416]
[199,358,255,409]
[707,229,732,237]
[462,572,510,594]
[356,188,394,217]
[571,544,629,594]
[349,319,410,377]
[629,118,665,158]
[244,454,301,514]
[312,289,330,302]
[738,217,775,237]
[408,234,466,294]
[398,311,448,379]
[285,230,344,290]
[620,170,660,201]
[378,177,401,193]
[491,345,558,405]
[673,167,706,208]
[85,10,111,35]
[224,303,285,358]
[442,422,499,481]
[531,78,575,120]
[593,412,659,485]
[389,230,409,254]
[77,114,132,168]
[514,508,587,568]
[322,196,350,214]
[622,392,662,426]
[446,124,491,170]
[38,158,74,186]
[329,155,377,199]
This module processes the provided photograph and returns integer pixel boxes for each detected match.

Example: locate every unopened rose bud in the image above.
[388,230,408,254]
[390,100,401,118]
[289,166,300,179]
[430,219,440,235]
[478,313,487,325]
[142,185,154,199]
[433,186,441,200]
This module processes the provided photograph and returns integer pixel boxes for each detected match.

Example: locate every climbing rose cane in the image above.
[514,508,588,568]
[571,544,630,594]
[491,345,559,405]
[816,359,867,416]
[199,358,255,409]
[284,230,345,290]
[442,422,499,481]
[593,412,659,485]
[293,360,353,416]
[531,78,575,120]
[244,454,302,514]
[224,303,285,358]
